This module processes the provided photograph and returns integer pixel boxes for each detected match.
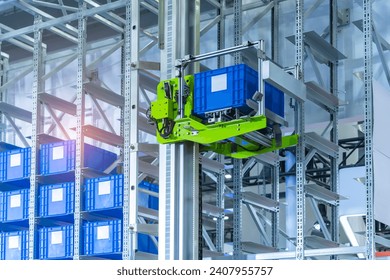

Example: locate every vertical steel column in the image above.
[232,159,243,259]
[217,0,226,68]
[158,0,176,260]
[0,42,7,142]
[215,0,226,253]
[232,0,243,260]
[159,0,200,260]
[271,1,280,250]
[295,0,305,260]
[330,0,340,258]
[233,0,242,62]
[122,0,140,260]
[74,1,87,260]
[271,159,280,248]
[29,15,45,260]
[216,155,225,252]
[178,142,200,260]
[271,0,279,62]
[363,0,375,260]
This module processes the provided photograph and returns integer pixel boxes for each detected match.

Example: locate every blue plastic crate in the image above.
[0,148,31,182]
[0,189,29,222]
[40,140,118,175]
[39,225,73,259]
[139,181,159,210]
[0,230,29,260]
[194,64,284,117]
[39,183,74,217]
[83,219,122,255]
[84,174,123,211]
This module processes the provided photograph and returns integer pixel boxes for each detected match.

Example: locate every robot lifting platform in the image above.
[149,41,307,159]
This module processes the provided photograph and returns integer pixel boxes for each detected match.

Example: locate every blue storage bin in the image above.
[83,219,122,255]
[39,183,74,217]
[0,148,31,182]
[39,225,73,259]
[139,181,159,210]
[84,174,123,211]
[194,64,284,117]
[0,189,29,222]
[0,230,29,260]
[40,140,117,175]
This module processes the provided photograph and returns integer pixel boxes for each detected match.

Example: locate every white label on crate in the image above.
[8,236,19,249]
[10,153,21,167]
[51,231,63,245]
[51,188,63,202]
[52,146,64,160]
[97,225,109,240]
[211,73,227,92]
[98,181,111,196]
[10,194,21,208]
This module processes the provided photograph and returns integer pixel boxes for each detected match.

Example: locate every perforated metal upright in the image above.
[363,0,375,260]
[232,0,243,260]
[73,1,87,260]
[29,15,45,260]
[215,1,226,253]
[0,43,8,142]
[122,0,140,260]
[294,0,306,260]
[330,0,340,259]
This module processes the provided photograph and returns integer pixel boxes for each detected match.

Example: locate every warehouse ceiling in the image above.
[0,0,223,62]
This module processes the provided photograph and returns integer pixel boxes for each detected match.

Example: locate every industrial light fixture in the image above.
[225,173,232,179]
[353,71,364,81]
[354,123,365,133]
[354,177,366,185]
[212,216,229,221]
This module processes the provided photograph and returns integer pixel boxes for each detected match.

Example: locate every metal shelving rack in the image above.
[0,0,383,260]
[0,0,159,260]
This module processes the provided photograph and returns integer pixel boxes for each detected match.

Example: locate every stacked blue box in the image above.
[194,64,284,118]
[83,219,122,255]
[0,148,31,182]
[139,181,159,211]
[84,175,123,211]
[40,140,117,175]
[39,225,73,259]
[39,183,74,217]
[84,175,158,255]
[0,230,29,260]
[0,189,29,222]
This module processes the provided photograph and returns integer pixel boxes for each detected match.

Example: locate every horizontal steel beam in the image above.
[39,92,76,115]
[262,60,306,102]
[306,81,339,112]
[226,191,279,212]
[202,203,224,218]
[243,246,366,260]
[305,132,338,158]
[200,156,225,174]
[287,31,346,63]
[84,82,124,107]
[305,184,347,206]
[0,102,32,123]
[241,241,278,254]
[82,124,123,147]
[138,224,158,236]
[139,160,159,179]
